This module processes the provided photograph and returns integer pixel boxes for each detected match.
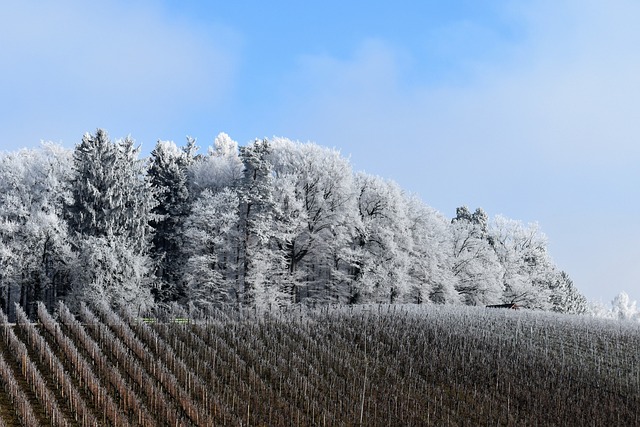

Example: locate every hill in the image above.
[0,303,638,426]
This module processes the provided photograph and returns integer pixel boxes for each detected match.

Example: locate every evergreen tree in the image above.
[66,129,155,311]
[549,271,588,314]
[148,140,190,303]
[67,129,118,238]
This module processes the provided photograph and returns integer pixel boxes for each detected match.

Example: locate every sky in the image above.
[1,0,639,304]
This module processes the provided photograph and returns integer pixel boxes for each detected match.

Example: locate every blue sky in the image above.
[1,0,639,303]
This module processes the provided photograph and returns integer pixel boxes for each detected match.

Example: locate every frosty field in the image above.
[0,303,638,426]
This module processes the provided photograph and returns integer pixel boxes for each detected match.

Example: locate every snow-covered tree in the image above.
[182,188,239,308]
[588,291,640,321]
[67,130,153,246]
[268,138,358,304]
[450,207,503,305]
[611,291,640,321]
[0,144,73,317]
[113,136,155,252]
[236,139,280,306]
[188,132,243,196]
[67,235,153,312]
[405,196,458,304]
[350,173,412,303]
[489,215,555,309]
[66,129,155,311]
[548,271,588,314]
[148,140,191,303]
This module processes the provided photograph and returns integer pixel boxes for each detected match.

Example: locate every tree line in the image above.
[0,129,587,318]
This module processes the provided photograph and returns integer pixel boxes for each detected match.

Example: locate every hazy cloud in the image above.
[273,0,640,300]
[0,0,239,148]
[284,1,640,167]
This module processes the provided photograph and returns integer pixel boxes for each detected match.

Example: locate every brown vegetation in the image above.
[0,303,638,426]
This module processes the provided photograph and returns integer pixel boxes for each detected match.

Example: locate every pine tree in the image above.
[148,140,190,303]
[549,271,588,314]
[66,129,155,311]
[67,129,119,238]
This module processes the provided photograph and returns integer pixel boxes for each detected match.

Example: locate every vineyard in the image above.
[0,303,639,426]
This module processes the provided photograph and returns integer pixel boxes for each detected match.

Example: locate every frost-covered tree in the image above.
[450,207,502,305]
[0,144,73,317]
[182,188,239,308]
[236,139,280,306]
[148,140,191,303]
[67,130,153,247]
[489,215,555,309]
[188,132,243,196]
[68,235,153,312]
[114,136,156,251]
[350,173,412,303]
[587,291,640,321]
[405,196,458,304]
[180,134,281,308]
[548,271,588,314]
[66,129,155,311]
[611,291,640,321]
[268,138,357,304]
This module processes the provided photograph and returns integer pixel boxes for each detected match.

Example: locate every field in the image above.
[0,302,638,426]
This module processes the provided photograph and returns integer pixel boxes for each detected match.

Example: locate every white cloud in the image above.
[0,0,239,147]
[281,1,640,166]
[272,0,640,301]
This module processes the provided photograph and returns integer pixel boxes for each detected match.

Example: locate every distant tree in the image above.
[268,138,358,304]
[236,139,279,306]
[453,206,473,223]
[182,136,200,163]
[350,173,411,303]
[451,207,502,305]
[549,271,588,314]
[65,129,155,311]
[453,206,488,231]
[0,144,73,318]
[148,140,191,303]
[611,291,640,321]
[188,132,243,197]
[490,215,555,309]
[405,197,458,304]
[182,188,239,308]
